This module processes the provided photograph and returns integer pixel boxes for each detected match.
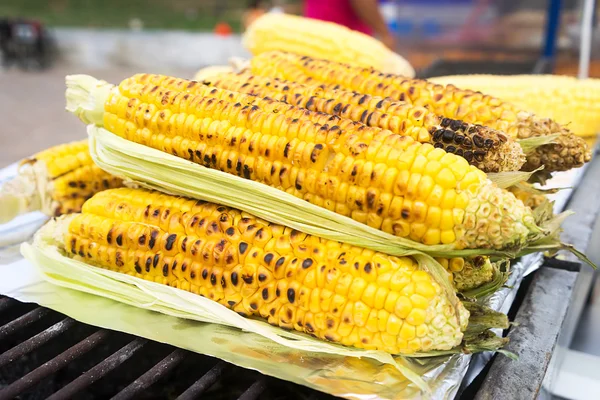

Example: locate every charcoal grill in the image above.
[0,295,338,400]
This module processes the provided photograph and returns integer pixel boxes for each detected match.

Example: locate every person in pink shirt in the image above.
[304,0,396,50]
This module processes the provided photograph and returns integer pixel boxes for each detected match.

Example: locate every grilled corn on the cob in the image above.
[249,51,591,173]
[0,140,122,223]
[69,73,538,251]
[243,13,415,77]
[62,187,467,354]
[430,74,600,138]
[204,72,525,173]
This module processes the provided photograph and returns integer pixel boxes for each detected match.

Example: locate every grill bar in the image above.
[177,360,228,400]
[0,297,16,313]
[0,307,49,340]
[238,378,268,400]
[111,348,188,400]
[46,338,148,400]
[0,329,109,400]
[0,317,76,368]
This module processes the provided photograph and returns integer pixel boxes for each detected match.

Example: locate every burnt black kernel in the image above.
[355,200,363,208]
[364,263,372,273]
[195,150,202,159]
[68,181,78,188]
[474,150,486,162]
[454,134,465,144]
[238,242,248,254]
[354,262,360,270]
[106,228,114,244]
[210,221,219,231]
[401,209,410,219]
[255,228,264,239]
[70,238,77,254]
[225,227,235,236]
[145,257,152,272]
[236,160,242,173]
[228,300,236,307]
[463,151,474,161]
[275,288,281,297]
[153,254,160,268]
[199,218,206,227]
[450,120,463,130]
[152,209,160,218]
[143,205,151,217]
[190,271,196,279]
[264,253,274,264]
[302,259,313,269]
[250,302,258,310]
[474,256,486,268]
[321,265,326,272]
[283,143,292,158]
[333,103,342,114]
[242,164,252,179]
[462,137,473,148]
[305,97,315,109]
[279,166,288,177]
[434,142,444,149]
[473,135,485,148]
[162,263,169,277]
[165,234,177,251]
[366,191,376,209]
[287,288,295,303]
[210,273,217,286]
[180,262,187,272]
[202,269,208,279]
[432,129,444,141]
[102,179,110,189]
[238,312,248,317]
[269,308,276,316]
[351,165,358,176]
[231,272,239,286]
[343,317,350,323]
[275,257,285,268]
[149,230,158,249]
[135,264,142,274]
[455,148,464,157]
[324,334,335,342]
[215,239,227,252]
[340,259,347,265]
[295,180,302,190]
[181,237,188,252]
[327,319,334,329]
[360,109,369,123]
[115,251,124,267]
[242,274,253,284]
[172,260,178,271]
[484,139,494,148]
[258,273,267,282]
[442,129,455,143]
[226,159,232,169]
[446,145,456,153]
[305,323,314,333]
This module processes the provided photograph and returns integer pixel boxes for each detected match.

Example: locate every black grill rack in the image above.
[0,296,336,400]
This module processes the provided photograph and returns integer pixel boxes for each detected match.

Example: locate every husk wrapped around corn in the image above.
[61,187,469,354]
[0,140,122,223]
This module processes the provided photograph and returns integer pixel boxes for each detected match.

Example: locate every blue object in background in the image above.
[422,19,442,37]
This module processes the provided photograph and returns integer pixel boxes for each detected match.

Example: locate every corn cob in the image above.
[249,51,591,173]
[243,13,415,77]
[0,140,122,223]
[73,73,538,251]
[204,72,525,173]
[439,256,494,292]
[430,74,600,138]
[63,187,467,354]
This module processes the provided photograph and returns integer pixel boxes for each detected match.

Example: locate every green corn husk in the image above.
[518,134,560,154]
[22,218,513,394]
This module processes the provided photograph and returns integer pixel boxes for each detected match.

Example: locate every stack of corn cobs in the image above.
[2,49,595,365]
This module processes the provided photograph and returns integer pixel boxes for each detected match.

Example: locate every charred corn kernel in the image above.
[251,52,591,172]
[2,140,122,221]
[243,14,414,76]
[64,187,468,354]
[208,72,524,173]
[90,73,537,250]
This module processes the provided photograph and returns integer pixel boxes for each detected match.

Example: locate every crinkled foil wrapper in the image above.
[0,164,580,399]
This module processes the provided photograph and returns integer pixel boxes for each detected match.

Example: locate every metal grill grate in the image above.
[0,296,336,400]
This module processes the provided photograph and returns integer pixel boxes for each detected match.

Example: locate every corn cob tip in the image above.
[515,113,592,171]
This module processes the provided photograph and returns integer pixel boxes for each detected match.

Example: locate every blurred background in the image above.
[0,0,598,162]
